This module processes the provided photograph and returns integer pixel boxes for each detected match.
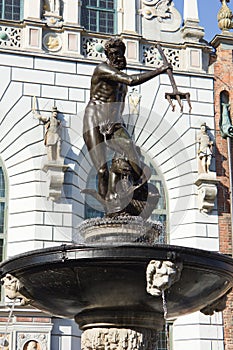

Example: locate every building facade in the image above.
[0,0,232,349]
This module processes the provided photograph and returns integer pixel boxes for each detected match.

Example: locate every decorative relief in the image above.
[81,328,158,350]
[142,45,180,69]
[82,37,106,59]
[146,260,183,296]
[17,333,48,350]
[43,33,62,52]
[0,26,21,48]
[1,274,31,305]
[128,89,142,115]
[140,0,172,21]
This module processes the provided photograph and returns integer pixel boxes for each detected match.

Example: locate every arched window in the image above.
[0,0,23,21]
[81,0,116,34]
[0,162,7,301]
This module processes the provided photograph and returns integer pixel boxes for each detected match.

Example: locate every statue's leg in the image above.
[47,146,53,161]
[57,139,62,161]
[206,156,211,173]
[83,127,109,199]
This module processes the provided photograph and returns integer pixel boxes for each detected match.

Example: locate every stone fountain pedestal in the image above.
[1,217,233,350]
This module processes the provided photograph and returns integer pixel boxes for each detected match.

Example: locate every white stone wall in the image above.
[0,48,220,350]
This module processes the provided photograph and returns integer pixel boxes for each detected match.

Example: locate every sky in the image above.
[174,0,228,43]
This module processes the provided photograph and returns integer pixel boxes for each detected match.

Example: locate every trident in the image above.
[157,43,192,113]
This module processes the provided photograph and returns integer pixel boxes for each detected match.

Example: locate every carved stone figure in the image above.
[141,0,172,21]
[146,260,183,296]
[26,340,39,350]
[1,273,30,305]
[197,123,213,173]
[34,106,62,162]
[128,88,141,115]
[43,0,60,15]
[83,38,170,210]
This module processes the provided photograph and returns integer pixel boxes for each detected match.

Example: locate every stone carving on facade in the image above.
[128,89,142,115]
[17,333,48,350]
[81,328,158,350]
[146,260,183,296]
[82,36,106,59]
[33,104,68,201]
[43,33,62,51]
[197,123,213,174]
[195,123,218,214]
[1,274,30,305]
[24,340,40,350]
[140,0,182,40]
[0,26,21,48]
[140,0,172,21]
[43,0,63,27]
[0,333,10,349]
[142,45,180,69]
[34,106,62,162]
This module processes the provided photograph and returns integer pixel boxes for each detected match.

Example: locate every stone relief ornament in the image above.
[140,0,172,21]
[128,89,142,115]
[43,0,63,27]
[1,274,31,305]
[146,260,183,296]
[17,333,48,350]
[43,33,62,52]
[81,328,158,350]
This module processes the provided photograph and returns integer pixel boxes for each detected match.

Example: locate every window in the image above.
[0,164,7,302]
[81,0,116,34]
[0,0,22,21]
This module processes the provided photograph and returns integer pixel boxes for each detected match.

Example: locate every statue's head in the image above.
[200,122,207,133]
[52,106,58,117]
[104,38,126,70]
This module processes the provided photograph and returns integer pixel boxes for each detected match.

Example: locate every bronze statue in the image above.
[83,38,170,213]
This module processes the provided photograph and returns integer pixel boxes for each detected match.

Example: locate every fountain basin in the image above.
[1,244,233,330]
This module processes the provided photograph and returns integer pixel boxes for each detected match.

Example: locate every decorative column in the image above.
[121,0,141,64]
[182,0,204,42]
[63,0,82,56]
[23,0,44,51]
[181,0,205,72]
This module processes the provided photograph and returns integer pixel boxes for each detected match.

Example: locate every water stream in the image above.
[161,290,170,350]
[0,300,16,349]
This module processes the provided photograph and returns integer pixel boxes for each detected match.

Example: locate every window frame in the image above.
[0,0,23,21]
[81,0,117,34]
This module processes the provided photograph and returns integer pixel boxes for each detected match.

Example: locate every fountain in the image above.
[1,38,233,350]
